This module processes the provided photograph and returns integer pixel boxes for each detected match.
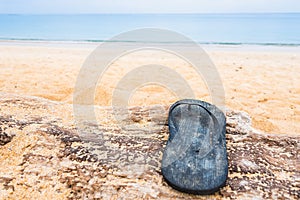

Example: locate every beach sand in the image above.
[0,42,299,135]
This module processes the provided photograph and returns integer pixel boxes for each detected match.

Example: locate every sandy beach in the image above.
[0,41,299,135]
[0,42,299,199]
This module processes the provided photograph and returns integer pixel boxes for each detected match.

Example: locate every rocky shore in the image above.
[0,93,299,199]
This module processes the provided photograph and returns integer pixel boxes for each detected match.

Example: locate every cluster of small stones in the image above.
[0,94,299,199]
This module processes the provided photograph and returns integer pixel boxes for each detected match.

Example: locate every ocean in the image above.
[0,13,300,45]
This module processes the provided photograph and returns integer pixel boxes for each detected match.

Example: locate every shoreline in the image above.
[1,39,300,52]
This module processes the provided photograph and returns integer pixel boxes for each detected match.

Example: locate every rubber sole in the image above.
[161,99,228,194]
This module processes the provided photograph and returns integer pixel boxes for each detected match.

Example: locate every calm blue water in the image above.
[0,13,300,45]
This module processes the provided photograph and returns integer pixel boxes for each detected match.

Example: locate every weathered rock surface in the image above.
[0,93,299,199]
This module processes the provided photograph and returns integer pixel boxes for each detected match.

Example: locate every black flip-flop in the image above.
[161,99,228,194]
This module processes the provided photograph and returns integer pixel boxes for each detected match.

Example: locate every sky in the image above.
[0,0,299,14]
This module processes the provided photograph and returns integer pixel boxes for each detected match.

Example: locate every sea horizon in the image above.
[1,13,300,46]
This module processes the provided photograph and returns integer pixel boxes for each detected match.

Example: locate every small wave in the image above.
[0,38,300,47]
